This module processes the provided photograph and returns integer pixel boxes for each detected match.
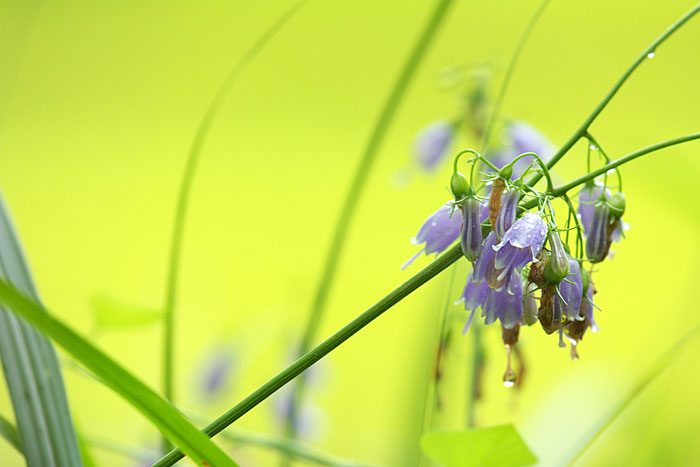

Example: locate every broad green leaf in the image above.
[0,192,83,466]
[0,412,21,453]
[421,425,537,467]
[0,277,237,467]
[90,294,162,329]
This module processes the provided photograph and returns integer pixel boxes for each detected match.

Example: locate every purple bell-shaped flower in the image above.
[413,120,454,171]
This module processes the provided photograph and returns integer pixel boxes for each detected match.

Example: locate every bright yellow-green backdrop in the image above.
[0,0,699,466]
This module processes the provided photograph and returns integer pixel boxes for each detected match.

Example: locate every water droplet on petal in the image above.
[589,144,596,151]
[647,52,655,59]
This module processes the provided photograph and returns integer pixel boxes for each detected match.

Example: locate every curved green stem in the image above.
[480,0,552,151]
[562,194,584,259]
[527,1,700,187]
[453,148,499,173]
[510,151,553,192]
[541,132,700,203]
[161,0,304,418]
[285,0,455,445]
[585,132,624,190]
[151,130,700,467]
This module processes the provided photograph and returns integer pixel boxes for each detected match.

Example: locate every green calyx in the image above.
[544,232,570,284]
[581,267,590,295]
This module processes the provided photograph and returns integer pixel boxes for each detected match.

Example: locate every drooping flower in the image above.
[404,200,488,269]
[491,213,547,292]
[494,189,520,238]
[585,201,611,263]
[460,271,490,334]
[460,197,483,262]
[578,182,626,245]
[413,120,455,171]
[402,203,462,269]
[487,121,556,178]
[483,274,523,329]
[565,268,599,359]
[552,259,583,322]
[578,182,610,233]
[460,270,523,332]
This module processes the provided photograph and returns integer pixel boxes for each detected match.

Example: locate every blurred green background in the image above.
[1,0,699,465]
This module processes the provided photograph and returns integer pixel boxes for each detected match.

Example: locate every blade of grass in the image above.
[161,0,305,453]
[0,278,237,467]
[567,323,700,466]
[0,412,21,453]
[0,191,83,466]
[162,0,306,402]
[286,0,456,444]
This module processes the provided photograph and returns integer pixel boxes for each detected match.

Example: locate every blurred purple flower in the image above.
[413,120,455,171]
[199,347,236,398]
[487,121,555,178]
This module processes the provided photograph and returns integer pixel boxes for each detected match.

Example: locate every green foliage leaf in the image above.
[421,425,537,467]
[0,192,83,466]
[0,412,21,453]
[90,294,162,329]
[0,277,237,467]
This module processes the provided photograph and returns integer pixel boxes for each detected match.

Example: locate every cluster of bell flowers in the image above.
[404,149,627,382]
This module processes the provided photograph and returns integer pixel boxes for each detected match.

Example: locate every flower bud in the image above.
[607,192,626,218]
[450,171,469,199]
[586,202,611,263]
[498,164,513,181]
[544,232,569,284]
[460,198,483,262]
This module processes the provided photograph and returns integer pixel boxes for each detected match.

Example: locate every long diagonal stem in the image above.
[527,1,700,186]
[153,133,700,467]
